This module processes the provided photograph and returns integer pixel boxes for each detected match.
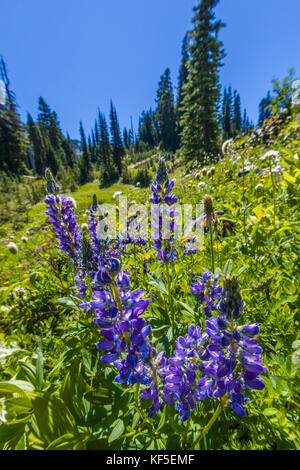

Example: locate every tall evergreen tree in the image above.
[176,33,190,138]
[138,109,159,148]
[27,113,46,174]
[155,68,178,152]
[78,121,93,184]
[109,101,124,174]
[98,110,111,167]
[129,116,135,147]
[123,128,129,148]
[232,89,242,136]
[222,86,232,140]
[0,57,27,174]
[180,0,225,162]
[98,110,118,186]
[62,134,77,169]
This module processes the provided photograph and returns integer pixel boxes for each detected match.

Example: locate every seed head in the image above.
[7,242,18,254]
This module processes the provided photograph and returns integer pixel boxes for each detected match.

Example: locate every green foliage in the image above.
[180,0,226,162]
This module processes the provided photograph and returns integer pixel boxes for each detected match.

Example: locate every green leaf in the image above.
[0,382,30,397]
[46,432,88,450]
[263,408,278,417]
[36,346,44,391]
[224,259,233,275]
[282,171,296,185]
[236,265,248,276]
[0,417,30,444]
[78,408,104,427]
[108,418,125,443]
[55,297,79,311]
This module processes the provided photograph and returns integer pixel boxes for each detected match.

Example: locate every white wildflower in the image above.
[67,196,77,208]
[222,139,233,155]
[81,223,89,231]
[260,150,279,162]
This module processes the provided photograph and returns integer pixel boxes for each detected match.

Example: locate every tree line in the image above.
[0,0,295,187]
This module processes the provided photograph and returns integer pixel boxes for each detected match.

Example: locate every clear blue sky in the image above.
[1,0,299,139]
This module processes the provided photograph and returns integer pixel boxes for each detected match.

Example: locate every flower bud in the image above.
[7,242,18,254]
[116,271,131,290]
[242,322,260,337]
[95,267,112,285]
[203,194,214,221]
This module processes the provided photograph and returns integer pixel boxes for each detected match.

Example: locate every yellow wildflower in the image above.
[257,214,266,223]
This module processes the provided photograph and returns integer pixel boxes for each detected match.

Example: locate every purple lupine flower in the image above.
[190,271,222,318]
[217,275,246,320]
[44,169,81,262]
[80,260,153,386]
[159,325,211,422]
[88,202,102,257]
[150,158,178,264]
[143,258,150,274]
[200,275,267,418]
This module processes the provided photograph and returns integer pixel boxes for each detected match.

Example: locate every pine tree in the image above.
[155,68,178,152]
[138,109,159,148]
[176,33,190,139]
[27,113,46,174]
[232,90,242,136]
[109,101,124,174]
[123,128,129,148]
[36,97,70,171]
[0,106,27,174]
[98,110,111,166]
[98,110,118,186]
[62,134,77,169]
[222,86,232,140]
[129,116,135,147]
[180,0,225,162]
[0,57,27,174]
[78,121,93,184]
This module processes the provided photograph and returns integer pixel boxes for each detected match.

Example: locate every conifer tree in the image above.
[0,57,27,174]
[180,0,225,162]
[155,68,178,152]
[62,134,77,170]
[223,86,232,140]
[138,109,159,148]
[123,128,129,148]
[176,33,190,139]
[232,90,242,136]
[78,121,93,184]
[27,113,46,174]
[98,110,118,186]
[129,117,135,147]
[109,101,124,174]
